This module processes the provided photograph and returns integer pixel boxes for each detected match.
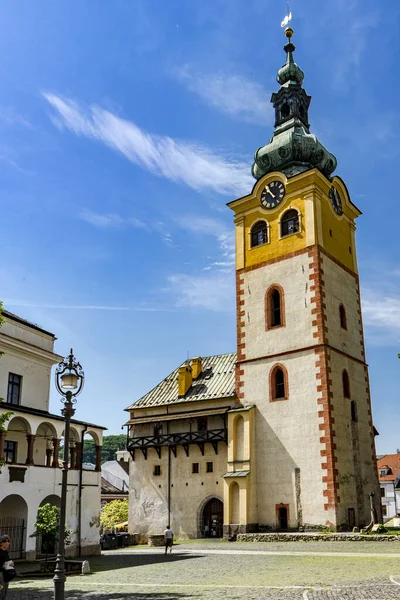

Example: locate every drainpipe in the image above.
[78,426,87,557]
[166,407,171,526]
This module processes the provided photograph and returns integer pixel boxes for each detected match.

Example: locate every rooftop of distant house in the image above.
[377,454,400,483]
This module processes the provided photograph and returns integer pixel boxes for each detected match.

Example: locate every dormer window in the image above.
[280,209,299,237]
[251,221,268,247]
[380,467,391,477]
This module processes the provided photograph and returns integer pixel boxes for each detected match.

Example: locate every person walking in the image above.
[164,525,174,555]
[0,535,14,600]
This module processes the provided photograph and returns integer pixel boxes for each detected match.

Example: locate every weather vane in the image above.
[281,0,292,28]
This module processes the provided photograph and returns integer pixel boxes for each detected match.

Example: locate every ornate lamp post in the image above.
[53,349,84,600]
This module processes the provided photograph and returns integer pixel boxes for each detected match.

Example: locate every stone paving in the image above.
[7,540,400,600]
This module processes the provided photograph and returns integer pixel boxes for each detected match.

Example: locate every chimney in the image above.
[191,357,202,379]
[178,364,192,397]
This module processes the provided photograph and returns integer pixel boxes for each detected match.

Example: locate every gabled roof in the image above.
[126,352,237,410]
[377,454,400,483]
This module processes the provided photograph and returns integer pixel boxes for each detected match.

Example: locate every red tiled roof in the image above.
[377,454,400,482]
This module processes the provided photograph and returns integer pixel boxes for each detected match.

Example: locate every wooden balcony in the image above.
[128,428,227,460]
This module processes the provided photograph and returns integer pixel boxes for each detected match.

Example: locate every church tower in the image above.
[227,29,380,530]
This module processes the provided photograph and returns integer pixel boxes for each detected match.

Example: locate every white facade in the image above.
[380,481,398,522]
[0,311,104,560]
[238,248,379,530]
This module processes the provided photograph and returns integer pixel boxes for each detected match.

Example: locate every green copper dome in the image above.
[252,28,337,181]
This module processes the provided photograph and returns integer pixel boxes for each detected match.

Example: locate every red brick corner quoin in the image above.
[309,247,339,513]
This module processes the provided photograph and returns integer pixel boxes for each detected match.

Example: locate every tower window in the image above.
[270,364,288,401]
[265,285,285,330]
[206,462,213,473]
[351,400,358,422]
[251,221,268,247]
[153,465,161,476]
[342,370,351,399]
[192,463,199,474]
[280,209,299,237]
[281,102,290,119]
[339,304,347,330]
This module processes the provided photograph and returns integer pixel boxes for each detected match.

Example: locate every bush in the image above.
[100,499,129,530]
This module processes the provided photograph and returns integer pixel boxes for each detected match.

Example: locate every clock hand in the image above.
[265,186,275,198]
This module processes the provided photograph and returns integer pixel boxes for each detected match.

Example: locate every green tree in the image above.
[79,434,127,464]
[0,302,13,474]
[100,499,128,530]
[30,503,71,563]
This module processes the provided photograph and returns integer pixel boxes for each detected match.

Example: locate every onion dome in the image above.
[252,28,337,181]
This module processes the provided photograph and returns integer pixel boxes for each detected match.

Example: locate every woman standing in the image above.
[0,536,13,599]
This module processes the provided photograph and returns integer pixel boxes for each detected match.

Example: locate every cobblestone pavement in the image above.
[8,541,400,600]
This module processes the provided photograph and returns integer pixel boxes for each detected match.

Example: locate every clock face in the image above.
[260,181,285,209]
[329,186,343,215]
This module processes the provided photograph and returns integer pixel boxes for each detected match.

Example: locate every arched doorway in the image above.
[0,495,28,559]
[201,498,223,538]
[36,495,62,558]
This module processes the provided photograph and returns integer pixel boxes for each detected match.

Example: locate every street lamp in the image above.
[53,349,84,600]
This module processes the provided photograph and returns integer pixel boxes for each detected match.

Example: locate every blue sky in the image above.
[0,0,399,454]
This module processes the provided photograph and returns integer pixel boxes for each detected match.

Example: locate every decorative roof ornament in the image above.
[252,28,337,181]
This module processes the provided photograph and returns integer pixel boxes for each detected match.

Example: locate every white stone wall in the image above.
[322,255,379,526]
[242,351,326,527]
[243,253,315,360]
[0,318,61,412]
[239,250,379,530]
[129,441,227,539]
[380,482,397,522]
[322,255,363,361]
[0,462,102,558]
[2,319,55,353]
[0,313,103,557]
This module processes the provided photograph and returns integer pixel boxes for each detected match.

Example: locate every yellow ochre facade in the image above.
[230,169,360,274]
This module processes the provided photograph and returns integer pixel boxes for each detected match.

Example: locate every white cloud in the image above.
[3,300,174,312]
[176,215,235,269]
[43,94,253,196]
[175,66,273,125]
[167,272,234,311]
[362,294,400,334]
[80,209,148,230]
[0,106,32,129]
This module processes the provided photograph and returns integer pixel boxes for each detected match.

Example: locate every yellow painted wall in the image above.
[224,407,256,526]
[229,169,361,274]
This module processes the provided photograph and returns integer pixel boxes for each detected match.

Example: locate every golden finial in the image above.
[285,27,294,40]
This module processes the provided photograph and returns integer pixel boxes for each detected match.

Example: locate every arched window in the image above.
[271,289,281,327]
[280,209,299,237]
[270,364,288,401]
[234,416,244,461]
[342,370,350,399]
[251,221,268,248]
[351,400,358,422]
[339,304,347,330]
[265,285,285,330]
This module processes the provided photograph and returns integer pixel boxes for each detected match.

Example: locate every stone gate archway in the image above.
[197,495,223,538]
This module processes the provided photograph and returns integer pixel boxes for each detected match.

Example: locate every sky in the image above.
[0,0,399,455]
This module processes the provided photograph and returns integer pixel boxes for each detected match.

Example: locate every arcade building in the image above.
[125,29,381,538]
